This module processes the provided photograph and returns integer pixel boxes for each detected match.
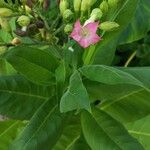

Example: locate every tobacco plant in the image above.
[0,0,150,150]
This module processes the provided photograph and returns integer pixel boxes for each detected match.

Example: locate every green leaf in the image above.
[126,115,150,150]
[60,70,91,113]
[93,0,138,65]
[79,65,146,88]
[53,115,81,150]
[83,67,150,122]
[119,0,150,44]
[0,75,54,120]
[3,45,59,85]
[81,108,144,150]
[10,98,65,150]
[0,29,12,43]
[0,120,25,150]
[69,135,91,150]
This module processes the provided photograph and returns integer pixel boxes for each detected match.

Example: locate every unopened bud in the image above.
[0,46,7,55]
[11,37,22,45]
[74,0,81,12]
[59,0,69,15]
[81,0,89,12]
[63,9,73,21]
[0,8,13,17]
[64,24,73,34]
[88,0,96,7]
[100,21,119,31]
[90,8,103,20]
[17,15,30,27]
[100,1,108,14]
[0,18,11,32]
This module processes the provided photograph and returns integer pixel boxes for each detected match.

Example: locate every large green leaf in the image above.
[0,120,25,150]
[83,67,150,122]
[79,65,147,88]
[60,71,91,113]
[81,108,144,150]
[126,115,150,150]
[93,0,138,65]
[0,75,54,120]
[10,98,65,150]
[3,45,59,85]
[53,115,81,150]
[119,0,150,44]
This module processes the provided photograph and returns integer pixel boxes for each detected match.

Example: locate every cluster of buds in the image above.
[59,0,119,35]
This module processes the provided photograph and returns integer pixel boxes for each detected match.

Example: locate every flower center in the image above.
[80,27,90,37]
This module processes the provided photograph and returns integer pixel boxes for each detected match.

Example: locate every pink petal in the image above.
[90,34,101,44]
[78,38,92,48]
[70,19,82,42]
[74,19,82,31]
[84,22,99,33]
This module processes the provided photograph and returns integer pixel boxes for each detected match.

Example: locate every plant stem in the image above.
[83,45,96,65]
[124,51,136,67]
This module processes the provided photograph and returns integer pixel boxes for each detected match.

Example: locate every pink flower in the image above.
[70,20,101,48]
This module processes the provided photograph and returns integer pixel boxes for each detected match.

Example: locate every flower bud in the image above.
[100,1,108,14]
[59,0,69,15]
[64,24,73,34]
[99,21,119,31]
[0,8,13,17]
[17,15,31,27]
[108,0,119,8]
[63,9,73,21]
[74,0,81,12]
[88,0,96,7]
[0,46,7,55]
[0,18,11,32]
[11,37,22,45]
[81,0,89,12]
[90,8,103,20]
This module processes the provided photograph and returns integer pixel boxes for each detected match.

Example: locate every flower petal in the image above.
[84,22,99,33]
[70,19,82,42]
[78,38,92,48]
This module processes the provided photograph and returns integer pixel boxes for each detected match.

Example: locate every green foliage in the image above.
[81,108,144,150]
[0,0,149,149]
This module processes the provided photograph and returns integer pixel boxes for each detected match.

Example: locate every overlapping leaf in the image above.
[119,0,150,44]
[81,108,144,150]
[0,75,54,120]
[0,120,25,150]
[3,45,59,85]
[60,71,91,113]
[10,98,65,150]
[126,115,150,150]
[93,0,138,65]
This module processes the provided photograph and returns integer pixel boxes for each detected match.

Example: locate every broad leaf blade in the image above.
[53,115,81,150]
[80,65,145,88]
[10,98,65,150]
[0,75,54,120]
[93,0,138,65]
[119,0,150,44]
[60,71,91,113]
[0,120,25,150]
[3,46,59,85]
[126,115,150,150]
[81,108,144,150]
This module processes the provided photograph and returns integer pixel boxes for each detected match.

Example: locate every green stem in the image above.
[83,45,96,65]
[124,51,136,67]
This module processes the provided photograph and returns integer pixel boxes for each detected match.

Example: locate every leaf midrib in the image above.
[101,88,144,109]
[128,130,150,137]
[0,89,48,100]
[23,104,58,149]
